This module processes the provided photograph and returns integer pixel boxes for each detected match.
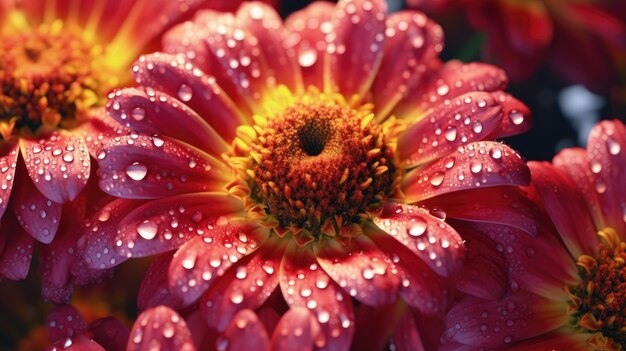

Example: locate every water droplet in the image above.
[407,218,427,236]
[444,127,457,141]
[62,153,74,163]
[230,290,244,304]
[472,121,483,134]
[298,49,318,68]
[509,110,524,125]
[430,172,444,186]
[162,324,175,338]
[470,161,482,174]
[362,267,375,280]
[235,266,247,279]
[436,84,449,96]
[126,162,147,180]
[318,310,330,324]
[152,136,164,147]
[97,149,107,159]
[429,207,447,221]
[607,139,621,155]
[595,179,607,194]
[590,160,602,174]
[182,258,195,269]
[262,261,274,274]
[177,84,193,102]
[32,145,42,154]
[490,148,502,160]
[137,220,158,240]
[132,107,146,121]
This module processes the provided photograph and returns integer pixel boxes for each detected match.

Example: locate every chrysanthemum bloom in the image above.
[407,0,626,91]
[0,0,258,288]
[89,0,532,348]
[442,120,626,350]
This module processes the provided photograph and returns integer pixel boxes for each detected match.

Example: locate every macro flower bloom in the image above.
[407,0,626,91]
[442,120,626,350]
[0,0,257,288]
[88,0,532,348]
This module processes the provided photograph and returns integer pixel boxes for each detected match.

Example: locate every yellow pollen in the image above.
[567,228,626,350]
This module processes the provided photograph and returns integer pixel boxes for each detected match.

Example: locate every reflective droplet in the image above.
[444,127,457,141]
[230,290,244,304]
[590,160,602,174]
[436,84,449,96]
[177,84,193,102]
[472,121,483,134]
[137,220,158,240]
[126,162,148,180]
[430,172,444,186]
[407,218,427,236]
[607,139,621,155]
[470,161,482,174]
[132,107,146,121]
[490,148,502,160]
[509,110,524,125]
[298,49,318,68]
[62,153,74,163]
[595,179,607,193]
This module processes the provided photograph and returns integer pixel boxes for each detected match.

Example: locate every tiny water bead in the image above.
[229,92,398,240]
[0,26,108,137]
[567,229,626,349]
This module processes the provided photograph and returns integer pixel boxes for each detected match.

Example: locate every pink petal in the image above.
[138,253,183,312]
[443,292,567,348]
[270,307,323,351]
[326,0,387,98]
[0,143,18,219]
[132,54,248,142]
[46,335,105,351]
[419,187,541,236]
[0,213,34,280]
[280,243,354,351]
[372,203,464,276]
[202,237,286,331]
[503,330,590,351]
[20,133,90,203]
[453,227,507,300]
[12,174,62,244]
[397,92,503,167]
[403,142,530,203]
[98,135,228,199]
[114,193,245,258]
[106,88,228,156]
[529,162,599,258]
[46,305,88,341]
[584,120,626,234]
[352,304,405,351]
[371,11,443,119]
[393,61,508,118]
[90,317,130,351]
[486,92,532,139]
[74,108,127,159]
[127,306,195,351]
[391,311,427,351]
[284,1,335,88]
[365,225,449,314]
[81,199,146,270]
[168,223,269,306]
[315,234,401,306]
[218,309,270,351]
[236,2,303,93]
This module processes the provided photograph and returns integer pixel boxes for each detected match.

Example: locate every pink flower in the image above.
[90,0,532,348]
[0,0,258,285]
[442,120,626,350]
[408,0,626,91]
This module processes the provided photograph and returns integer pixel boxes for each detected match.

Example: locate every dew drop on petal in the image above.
[177,84,193,102]
[444,127,457,141]
[230,290,244,304]
[472,121,483,134]
[132,107,146,121]
[126,162,147,180]
[509,110,524,125]
[162,324,175,338]
[590,160,602,174]
[62,153,74,163]
[407,218,427,236]
[298,49,318,68]
[595,179,607,194]
[430,172,444,186]
[137,220,158,240]
[607,139,621,155]
[97,149,107,160]
[470,161,482,174]
[489,148,502,160]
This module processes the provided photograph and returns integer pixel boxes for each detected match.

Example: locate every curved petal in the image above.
[98,135,228,199]
[45,335,105,351]
[236,2,303,93]
[372,203,464,276]
[486,92,532,139]
[20,132,90,203]
[81,199,146,270]
[73,108,127,159]
[114,192,245,258]
[443,292,567,348]
[132,53,247,142]
[280,243,354,351]
[218,309,270,351]
[127,306,195,351]
[201,236,286,331]
[46,305,88,342]
[372,11,443,119]
[0,213,34,280]
[403,142,530,203]
[365,224,449,314]
[0,143,18,220]
[391,311,427,351]
[314,234,400,306]
[270,307,322,351]
[12,174,62,244]
[420,187,541,236]
[284,1,335,88]
[168,223,269,306]
[138,253,183,312]
[584,120,626,234]
[504,329,590,351]
[325,0,387,98]
[397,92,503,167]
[106,87,228,156]
[529,162,599,258]
[90,317,130,351]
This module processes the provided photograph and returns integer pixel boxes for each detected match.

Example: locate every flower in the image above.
[89,0,532,348]
[407,0,626,91]
[0,0,255,284]
[442,120,626,350]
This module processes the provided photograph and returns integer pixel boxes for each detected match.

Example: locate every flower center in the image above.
[229,90,399,243]
[567,228,626,350]
[0,25,107,139]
